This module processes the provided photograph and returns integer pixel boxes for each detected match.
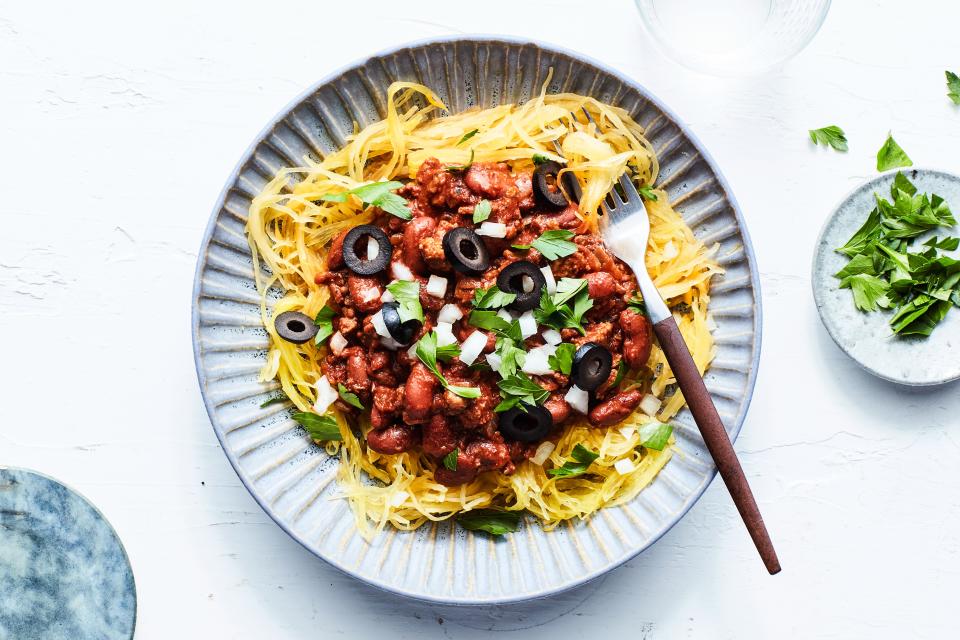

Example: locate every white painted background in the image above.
[2,0,959,637]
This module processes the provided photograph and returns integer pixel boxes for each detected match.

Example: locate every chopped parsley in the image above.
[468,309,513,333]
[337,383,364,410]
[627,293,647,315]
[473,199,492,223]
[443,448,459,471]
[947,70,960,105]
[638,422,673,451]
[834,170,960,336]
[547,342,576,375]
[876,132,913,172]
[472,285,516,310]
[292,412,342,441]
[313,305,336,345]
[457,129,479,146]
[457,509,522,536]
[386,280,424,323]
[447,149,475,172]
[415,331,479,398]
[530,229,577,261]
[547,444,599,478]
[808,125,848,152]
[259,394,288,408]
[534,278,593,335]
[319,180,412,220]
[532,153,550,165]
[495,373,550,412]
[638,185,659,201]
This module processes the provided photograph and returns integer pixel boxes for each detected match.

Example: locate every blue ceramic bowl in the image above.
[191,36,762,604]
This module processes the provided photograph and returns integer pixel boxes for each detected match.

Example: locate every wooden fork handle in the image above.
[653,315,781,575]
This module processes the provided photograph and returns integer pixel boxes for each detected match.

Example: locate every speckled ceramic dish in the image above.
[813,168,960,386]
[192,36,762,604]
[0,467,136,639]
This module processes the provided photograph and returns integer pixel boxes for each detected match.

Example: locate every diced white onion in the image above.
[564,385,589,415]
[476,221,507,238]
[407,342,419,359]
[435,322,457,347]
[542,329,562,345]
[521,275,535,293]
[531,441,556,466]
[662,240,678,261]
[312,375,338,414]
[438,303,463,324]
[391,261,413,281]
[380,288,395,303]
[357,283,381,306]
[458,331,487,366]
[640,393,661,417]
[497,308,513,323]
[619,425,635,439]
[329,331,348,355]
[614,458,636,475]
[521,345,554,376]
[518,311,537,338]
[390,491,410,507]
[485,351,502,373]
[371,310,391,339]
[540,265,557,295]
[426,274,448,298]
[367,236,379,261]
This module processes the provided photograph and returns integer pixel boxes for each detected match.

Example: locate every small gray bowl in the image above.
[813,168,960,386]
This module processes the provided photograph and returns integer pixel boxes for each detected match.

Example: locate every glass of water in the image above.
[635,0,831,75]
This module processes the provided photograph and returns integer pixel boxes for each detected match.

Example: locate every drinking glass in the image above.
[635,0,831,75]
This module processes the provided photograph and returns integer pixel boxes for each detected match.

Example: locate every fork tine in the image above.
[551,139,583,202]
[618,173,642,204]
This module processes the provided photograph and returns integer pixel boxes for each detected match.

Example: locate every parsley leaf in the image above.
[627,293,647,315]
[292,412,342,441]
[472,285,516,309]
[534,279,592,335]
[876,132,913,172]
[808,125,848,152]
[319,180,412,220]
[493,336,526,378]
[638,185,659,201]
[260,394,288,408]
[547,342,576,375]
[638,422,673,451]
[447,149,475,172]
[443,448,459,470]
[511,243,531,250]
[947,70,960,105]
[530,230,577,261]
[457,129,479,146]
[468,309,513,333]
[839,273,891,312]
[314,305,336,345]
[386,280,424,323]
[456,509,522,536]
[495,373,549,412]
[547,444,599,478]
[473,199,492,224]
[337,383,364,410]
[553,278,588,306]
[415,331,479,399]
[532,153,550,166]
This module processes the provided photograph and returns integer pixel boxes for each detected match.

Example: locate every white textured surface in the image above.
[2,0,959,637]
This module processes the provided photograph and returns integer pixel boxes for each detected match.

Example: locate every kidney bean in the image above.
[366,425,416,454]
[588,389,643,427]
[347,276,383,313]
[402,216,437,275]
[620,308,653,369]
[402,363,436,424]
[327,229,348,270]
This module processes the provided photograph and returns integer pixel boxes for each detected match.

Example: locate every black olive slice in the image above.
[498,405,553,442]
[274,311,319,344]
[532,161,569,209]
[442,227,490,276]
[342,224,392,275]
[496,260,546,312]
[381,301,422,346]
[571,342,613,391]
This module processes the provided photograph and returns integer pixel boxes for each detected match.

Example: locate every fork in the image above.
[554,111,780,574]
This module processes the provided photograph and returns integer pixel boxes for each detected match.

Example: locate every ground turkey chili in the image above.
[314,157,653,486]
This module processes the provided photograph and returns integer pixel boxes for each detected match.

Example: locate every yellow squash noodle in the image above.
[246,79,721,538]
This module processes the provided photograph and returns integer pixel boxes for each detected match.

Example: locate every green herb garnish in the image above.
[457,129,479,146]
[473,199,492,223]
[530,230,577,261]
[456,509,522,536]
[472,284,517,310]
[443,448,459,471]
[638,422,673,451]
[808,125,848,152]
[259,394,288,408]
[834,170,959,336]
[468,309,513,333]
[547,444,599,478]
[386,280,424,323]
[494,373,550,412]
[447,149,475,172]
[319,180,412,220]
[532,153,550,166]
[876,132,913,172]
[313,305,336,345]
[627,293,647,315]
[337,383,364,410]
[547,342,576,375]
[534,278,593,335]
[292,412,342,441]
[415,331,479,398]
[946,70,960,105]
[638,185,659,201]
